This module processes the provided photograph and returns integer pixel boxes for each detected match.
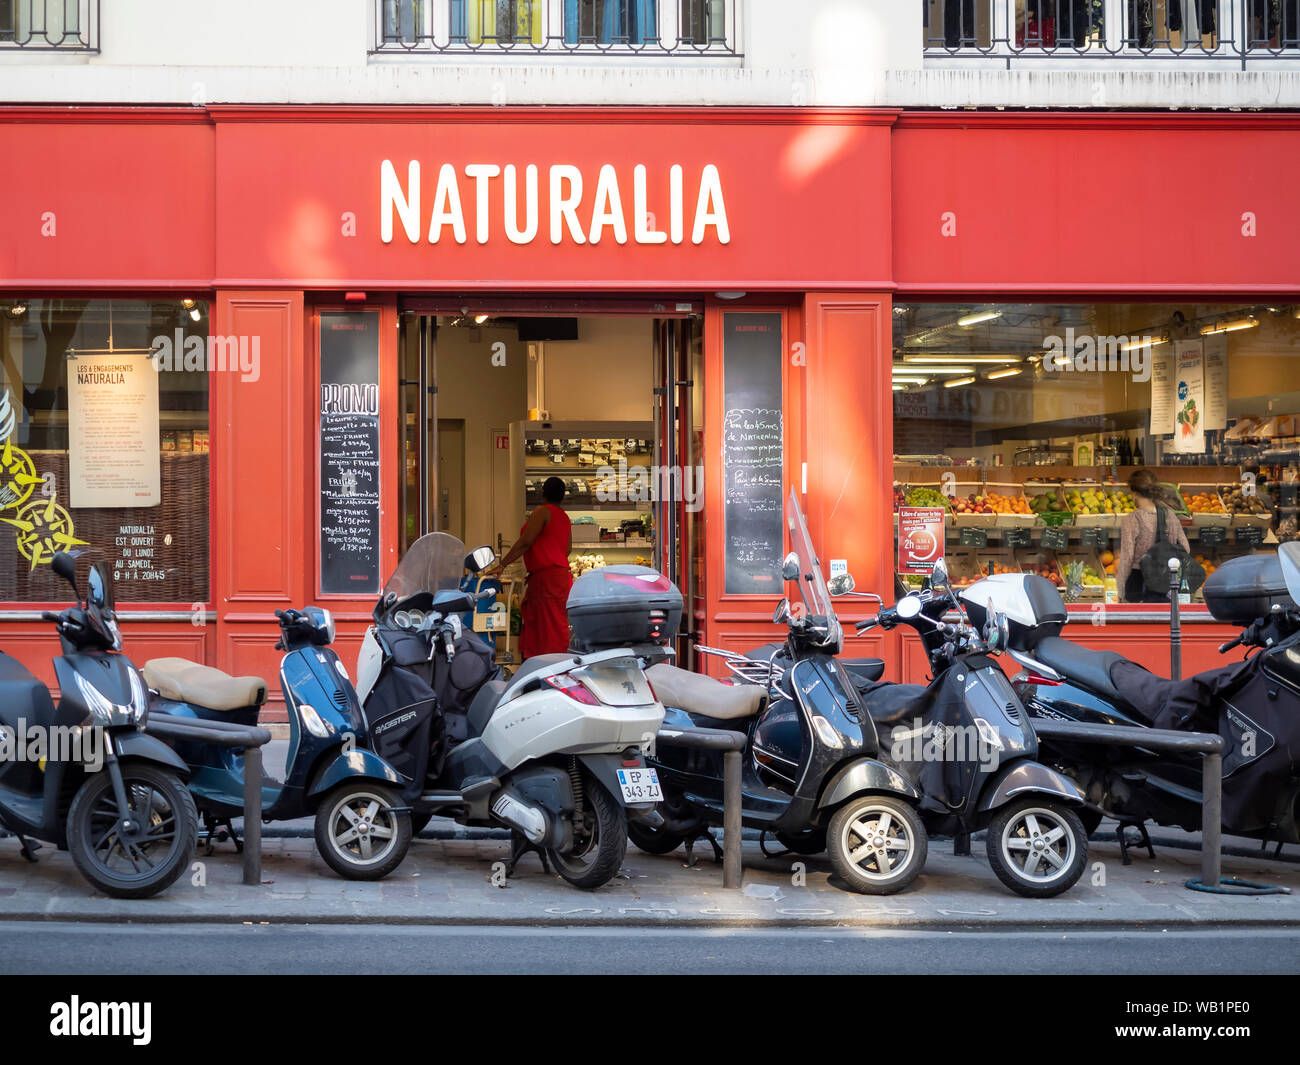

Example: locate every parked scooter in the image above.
[145,605,411,880]
[853,563,1090,897]
[0,552,198,898]
[1007,545,1300,857]
[634,490,932,895]
[354,533,668,889]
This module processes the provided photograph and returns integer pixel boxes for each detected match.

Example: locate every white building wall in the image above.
[0,0,1298,108]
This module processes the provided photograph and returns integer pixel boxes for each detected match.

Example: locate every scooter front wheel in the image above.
[986,797,1088,898]
[547,775,626,890]
[66,763,198,899]
[827,794,927,895]
[314,783,411,881]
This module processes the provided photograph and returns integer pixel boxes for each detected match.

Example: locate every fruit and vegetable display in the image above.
[570,553,607,576]
[1221,485,1271,516]
[1065,485,1133,517]
[1027,490,1066,515]
[904,486,949,509]
[1182,489,1228,515]
[1194,554,1219,578]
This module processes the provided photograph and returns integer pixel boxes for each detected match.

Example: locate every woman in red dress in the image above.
[491,476,572,659]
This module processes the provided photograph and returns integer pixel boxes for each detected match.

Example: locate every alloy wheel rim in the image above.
[841,805,914,881]
[86,781,180,882]
[328,792,399,866]
[1001,807,1076,884]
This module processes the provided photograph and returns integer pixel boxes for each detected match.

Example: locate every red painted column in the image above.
[211,290,308,695]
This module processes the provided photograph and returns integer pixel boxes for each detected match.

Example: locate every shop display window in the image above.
[0,298,210,604]
[892,301,1300,605]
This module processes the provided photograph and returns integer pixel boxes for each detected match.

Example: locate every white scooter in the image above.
[355,534,670,889]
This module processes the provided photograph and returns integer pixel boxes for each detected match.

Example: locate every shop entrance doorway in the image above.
[396,298,704,669]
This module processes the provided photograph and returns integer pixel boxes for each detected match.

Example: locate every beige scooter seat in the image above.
[646,663,764,721]
[143,657,268,712]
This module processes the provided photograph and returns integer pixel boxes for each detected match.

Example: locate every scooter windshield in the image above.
[786,488,842,647]
[382,531,468,601]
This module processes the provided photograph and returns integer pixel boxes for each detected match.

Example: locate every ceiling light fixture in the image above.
[901,354,1022,365]
[1201,316,1258,335]
[957,310,1003,327]
[986,368,1023,380]
[474,314,490,324]
[1120,335,1167,352]
[943,376,977,388]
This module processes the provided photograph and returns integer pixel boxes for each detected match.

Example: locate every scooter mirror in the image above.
[1280,542,1300,605]
[772,598,791,624]
[51,551,79,593]
[827,572,855,596]
[931,558,950,588]
[87,561,115,612]
[781,552,800,581]
[896,595,922,619]
[465,546,496,573]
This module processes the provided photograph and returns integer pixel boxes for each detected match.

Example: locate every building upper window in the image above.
[0,0,98,51]
[375,0,737,54]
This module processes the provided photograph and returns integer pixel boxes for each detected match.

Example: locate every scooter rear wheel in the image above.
[548,775,626,890]
[314,783,411,881]
[66,763,198,899]
[827,795,927,895]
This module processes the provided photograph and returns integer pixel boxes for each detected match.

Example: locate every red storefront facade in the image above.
[2,105,1297,706]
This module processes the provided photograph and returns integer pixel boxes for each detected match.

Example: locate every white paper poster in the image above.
[1149,346,1175,436]
[1173,339,1205,454]
[1203,333,1228,432]
[67,353,161,508]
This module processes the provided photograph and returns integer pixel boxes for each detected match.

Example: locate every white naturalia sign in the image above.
[380,160,730,246]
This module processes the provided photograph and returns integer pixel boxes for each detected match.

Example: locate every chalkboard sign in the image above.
[1042,526,1070,551]
[1197,525,1227,547]
[1005,527,1033,549]
[722,312,783,595]
[319,312,381,595]
[1079,526,1110,550]
[959,527,988,548]
[1236,525,1264,547]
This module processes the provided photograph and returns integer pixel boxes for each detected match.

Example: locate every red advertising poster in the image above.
[898,507,946,573]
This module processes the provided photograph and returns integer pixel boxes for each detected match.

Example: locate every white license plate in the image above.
[616,766,663,803]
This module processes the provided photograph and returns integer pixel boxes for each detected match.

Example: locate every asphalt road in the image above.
[2,922,1298,975]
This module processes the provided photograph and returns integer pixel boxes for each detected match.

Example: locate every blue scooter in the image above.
[146,606,412,880]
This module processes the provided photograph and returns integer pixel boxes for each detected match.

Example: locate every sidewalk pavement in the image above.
[0,820,1295,929]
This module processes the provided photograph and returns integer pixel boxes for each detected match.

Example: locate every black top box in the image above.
[1203,553,1295,625]
[567,565,683,653]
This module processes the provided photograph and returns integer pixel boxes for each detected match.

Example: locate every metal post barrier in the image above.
[144,715,273,887]
[1030,718,1285,894]
[1168,556,1183,680]
[655,726,747,888]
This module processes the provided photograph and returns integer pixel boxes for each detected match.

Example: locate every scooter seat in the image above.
[1032,638,1131,704]
[467,678,508,737]
[646,663,765,720]
[143,657,267,712]
[840,658,886,684]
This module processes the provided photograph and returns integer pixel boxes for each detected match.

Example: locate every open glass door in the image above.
[398,313,437,553]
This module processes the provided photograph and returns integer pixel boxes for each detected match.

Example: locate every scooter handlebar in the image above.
[40,610,60,623]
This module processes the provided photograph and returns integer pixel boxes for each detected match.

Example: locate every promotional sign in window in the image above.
[1173,339,1205,454]
[66,352,161,508]
[898,507,946,574]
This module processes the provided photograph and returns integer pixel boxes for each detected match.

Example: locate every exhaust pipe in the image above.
[490,790,548,844]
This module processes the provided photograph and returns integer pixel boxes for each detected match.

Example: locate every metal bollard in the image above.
[1200,751,1222,890]
[1168,556,1183,681]
[242,745,263,886]
[722,749,742,889]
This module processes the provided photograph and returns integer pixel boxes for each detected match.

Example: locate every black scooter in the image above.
[0,553,198,898]
[1011,545,1300,860]
[634,490,930,895]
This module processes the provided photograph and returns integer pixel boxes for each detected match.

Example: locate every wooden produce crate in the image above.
[1062,481,1119,529]
[1179,483,1231,527]
[950,481,998,529]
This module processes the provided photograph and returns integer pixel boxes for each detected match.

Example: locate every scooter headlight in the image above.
[297,702,332,738]
[72,670,143,727]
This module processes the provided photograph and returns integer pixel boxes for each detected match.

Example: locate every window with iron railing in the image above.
[925,0,1300,57]
[0,0,98,51]
[375,0,737,54]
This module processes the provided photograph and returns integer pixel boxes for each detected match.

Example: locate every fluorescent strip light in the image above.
[943,376,977,388]
[957,310,1002,327]
[892,383,906,391]
[895,365,976,375]
[1120,336,1167,352]
[1201,317,1258,335]
[892,376,930,386]
[902,354,1022,365]
[987,368,1023,380]
[474,314,491,324]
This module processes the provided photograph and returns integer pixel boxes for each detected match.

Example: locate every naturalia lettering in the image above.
[380,160,730,247]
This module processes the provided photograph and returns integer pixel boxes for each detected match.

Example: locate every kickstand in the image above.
[201,816,243,855]
[1116,821,1156,865]
[953,831,972,857]
[683,829,724,868]
[504,830,550,878]
[16,834,41,862]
